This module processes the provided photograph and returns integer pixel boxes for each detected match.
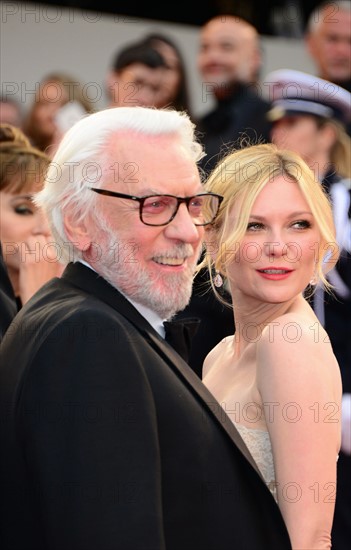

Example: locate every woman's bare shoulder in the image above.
[261,311,326,344]
[202,334,234,378]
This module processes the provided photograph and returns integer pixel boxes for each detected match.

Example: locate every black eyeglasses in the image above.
[89,187,223,226]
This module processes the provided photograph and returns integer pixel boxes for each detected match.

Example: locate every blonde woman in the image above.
[267,68,351,547]
[202,143,342,549]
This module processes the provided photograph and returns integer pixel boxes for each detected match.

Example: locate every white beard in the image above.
[92,215,200,320]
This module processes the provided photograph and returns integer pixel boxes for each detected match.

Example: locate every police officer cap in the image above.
[266,69,351,127]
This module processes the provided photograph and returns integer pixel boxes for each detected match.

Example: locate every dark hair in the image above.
[138,32,192,115]
[112,43,167,72]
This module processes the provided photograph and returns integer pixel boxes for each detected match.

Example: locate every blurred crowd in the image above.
[0,2,350,548]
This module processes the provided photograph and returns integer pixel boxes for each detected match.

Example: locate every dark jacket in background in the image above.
[197,83,272,176]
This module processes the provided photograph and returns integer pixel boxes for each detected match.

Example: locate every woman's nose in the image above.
[263,235,287,258]
[32,209,51,236]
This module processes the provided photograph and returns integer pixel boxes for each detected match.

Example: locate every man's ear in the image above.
[320,122,337,151]
[105,71,120,105]
[63,211,92,252]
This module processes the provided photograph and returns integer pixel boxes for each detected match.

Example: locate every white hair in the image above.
[307,0,351,33]
[35,106,205,263]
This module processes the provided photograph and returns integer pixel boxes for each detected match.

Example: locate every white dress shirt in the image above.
[78,260,166,338]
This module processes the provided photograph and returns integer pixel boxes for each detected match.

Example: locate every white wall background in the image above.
[0,2,318,118]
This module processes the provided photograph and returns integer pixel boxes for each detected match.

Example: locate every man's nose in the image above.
[164,202,203,243]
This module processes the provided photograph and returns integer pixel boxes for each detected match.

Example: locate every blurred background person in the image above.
[305,0,350,87]
[305,0,351,134]
[22,72,95,157]
[196,15,271,177]
[138,32,193,116]
[0,95,23,128]
[267,68,351,550]
[174,14,272,375]
[106,42,168,108]
[0,123,64,309]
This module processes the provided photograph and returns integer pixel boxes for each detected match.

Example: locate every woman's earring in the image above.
[309,274,317,286]
[214,270,223,288]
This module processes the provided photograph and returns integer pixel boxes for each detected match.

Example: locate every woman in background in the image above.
[0,123,64,308]
[139,32,193,116]
[22,72,94,157]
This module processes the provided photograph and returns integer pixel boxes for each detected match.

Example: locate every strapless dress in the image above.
[234,423,278,502]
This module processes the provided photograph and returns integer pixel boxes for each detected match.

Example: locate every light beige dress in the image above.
[234,423,278,502]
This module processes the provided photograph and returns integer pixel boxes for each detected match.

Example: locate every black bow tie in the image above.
[163,317,201,363]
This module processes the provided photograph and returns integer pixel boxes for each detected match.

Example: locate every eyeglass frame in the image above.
[89,187,223,226]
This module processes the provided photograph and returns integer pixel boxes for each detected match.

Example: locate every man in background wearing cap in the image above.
[266,68,351,550]
[305,0,351,135]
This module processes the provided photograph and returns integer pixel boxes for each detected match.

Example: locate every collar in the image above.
[127,298,166,338]
[78,258,96,271]
[322,168,342,192]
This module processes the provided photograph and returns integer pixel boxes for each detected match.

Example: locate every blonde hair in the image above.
[0,123,50,193]
[201,143,338,298]
[327,120,351,178]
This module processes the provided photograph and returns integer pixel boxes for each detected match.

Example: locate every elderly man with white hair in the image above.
[0,106,291,550]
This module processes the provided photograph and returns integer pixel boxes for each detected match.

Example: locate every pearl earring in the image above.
[214,270,223,288]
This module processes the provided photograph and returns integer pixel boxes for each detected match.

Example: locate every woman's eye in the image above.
[247,222,264,231]
[291,220,311,229]
[14,203,34,216]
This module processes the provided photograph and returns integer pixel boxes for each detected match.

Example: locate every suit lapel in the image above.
[62,262,263,477]
[144,330,262,475]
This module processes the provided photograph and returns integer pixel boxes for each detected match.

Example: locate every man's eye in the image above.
[144,198,171,211]
[190,198,203,208]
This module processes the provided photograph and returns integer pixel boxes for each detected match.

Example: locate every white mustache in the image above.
[153,244,195,260]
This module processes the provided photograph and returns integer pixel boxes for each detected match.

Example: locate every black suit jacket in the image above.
[0,242,17,342]
[174,267,234,377]
[0,262,291,550]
